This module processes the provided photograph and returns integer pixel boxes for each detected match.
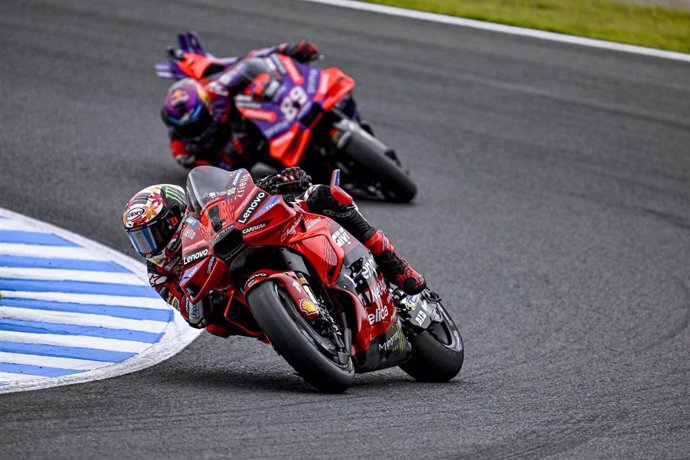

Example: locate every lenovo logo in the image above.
[237,192,267,224]
[183,248,209,265]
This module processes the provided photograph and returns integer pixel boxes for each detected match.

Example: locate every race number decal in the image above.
[280,86,308,122]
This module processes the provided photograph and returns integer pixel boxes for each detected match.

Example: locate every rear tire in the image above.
[247,280,354,393]
[400,304,464,382]
[331,118,417,202]
[350,148,417,203]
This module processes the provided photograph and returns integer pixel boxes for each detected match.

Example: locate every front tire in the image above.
[400,303,464,382]
[247,280,354,393]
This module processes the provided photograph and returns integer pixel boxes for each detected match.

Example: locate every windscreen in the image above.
[186,166,247,213]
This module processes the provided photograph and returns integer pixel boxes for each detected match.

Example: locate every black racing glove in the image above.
[256,167,312,194]
[279,40,319,63]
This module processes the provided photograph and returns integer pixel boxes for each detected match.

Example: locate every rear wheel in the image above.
[400,303,464,382]
[328,118,417,202]
[247,280,354,393]
[344,148,417,203]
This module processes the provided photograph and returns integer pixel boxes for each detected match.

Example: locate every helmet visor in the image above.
[126,219,174,258]
[174,106,214,141]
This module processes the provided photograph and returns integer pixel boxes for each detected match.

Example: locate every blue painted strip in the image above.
[0,230,79,247]
[0,278,159,297]
[0,256,130,273]
[0,298,172,322]
[0,341,135,362]
[0,319,162,343]
[0,362,81,378]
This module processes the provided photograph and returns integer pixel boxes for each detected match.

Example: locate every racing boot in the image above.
[306,170,426,294]
[363,229,426,295]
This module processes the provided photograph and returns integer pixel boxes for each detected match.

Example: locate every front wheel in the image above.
[400,303,464,382]
[247,280,354,393]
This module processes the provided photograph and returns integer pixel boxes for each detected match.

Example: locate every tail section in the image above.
[177,31,208,56]
[154,31,239,80]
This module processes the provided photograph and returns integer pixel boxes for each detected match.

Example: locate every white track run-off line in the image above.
[3,291,170,309]
[0,352,115,371]
[0,267,144,285]
[0,307,168,333]
[299,0,690,63]
[0,208,201,394]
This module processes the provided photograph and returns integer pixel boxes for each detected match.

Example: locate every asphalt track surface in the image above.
[1,0,688,458]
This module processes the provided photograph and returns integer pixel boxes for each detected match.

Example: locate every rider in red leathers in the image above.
[160,41,319,171]
[122,168,426,338]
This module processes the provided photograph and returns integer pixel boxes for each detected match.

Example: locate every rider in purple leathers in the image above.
[161,41,320,170]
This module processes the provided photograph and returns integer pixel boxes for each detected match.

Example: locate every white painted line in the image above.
[0,331,153,353]
[299,0,690,63]
[0,352,111,371]
[0,316,198,393]
[0,307,168,334]
[1,291,170,310]
[0,372,50,384]
[0,220,52,232]
[0,243,109,260]
[0,267,144,285]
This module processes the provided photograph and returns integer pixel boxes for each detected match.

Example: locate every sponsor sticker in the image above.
[378,329,400,351]
[237,191,268,224]
[360,256,377,280]
[241,222,267,234]
[281,218,301,242]
[368,304,389,325]
[245,272,269,290]
[332,227,351,248]
[126,207,145,222]
[299,299,319,319]
[183,247,209,265]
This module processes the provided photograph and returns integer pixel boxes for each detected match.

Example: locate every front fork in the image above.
[250,268,350,355]
[298,273,350,353]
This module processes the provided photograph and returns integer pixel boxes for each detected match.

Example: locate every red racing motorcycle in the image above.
[179,166,463,392]
[156,31,417,202]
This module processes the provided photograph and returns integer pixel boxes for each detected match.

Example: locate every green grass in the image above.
[360,0,690,53]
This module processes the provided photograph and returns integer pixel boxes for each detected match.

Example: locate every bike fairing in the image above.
[136,167,421,335]
[161,40,326,170]
[179,167,407,358]
[172,166,463,392]
[123,166,462,391]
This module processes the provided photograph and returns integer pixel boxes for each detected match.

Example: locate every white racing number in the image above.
[280,86,308,122]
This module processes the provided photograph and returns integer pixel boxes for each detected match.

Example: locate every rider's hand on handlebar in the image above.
[257,167,312,194]
[280,40,319,63]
